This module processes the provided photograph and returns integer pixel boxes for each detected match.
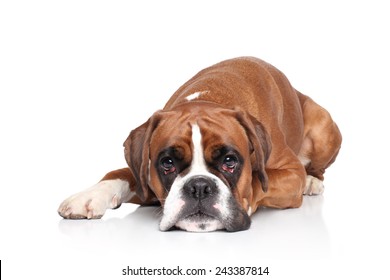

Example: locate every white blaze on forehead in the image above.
[186,90,210,101]
[191,124,208,172]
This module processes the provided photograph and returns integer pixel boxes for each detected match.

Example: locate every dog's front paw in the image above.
[58,191,114,219]
[58,181,122,219]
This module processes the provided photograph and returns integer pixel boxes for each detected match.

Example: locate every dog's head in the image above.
[124,103,271,232]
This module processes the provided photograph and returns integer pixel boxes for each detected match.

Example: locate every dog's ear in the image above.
[235,110,271,193]
[123,111,164,201]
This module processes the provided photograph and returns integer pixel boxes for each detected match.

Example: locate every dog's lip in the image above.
[184,211,215,221]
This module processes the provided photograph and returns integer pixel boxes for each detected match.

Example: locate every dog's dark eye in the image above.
[161,157,176,174]
[222,155,238,173]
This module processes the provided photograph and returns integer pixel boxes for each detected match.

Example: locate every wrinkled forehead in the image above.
[197,116,249,154]
[150,110,250,158]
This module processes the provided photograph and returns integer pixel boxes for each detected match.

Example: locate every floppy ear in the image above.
[235,111,271,193]
[123,111,164,201]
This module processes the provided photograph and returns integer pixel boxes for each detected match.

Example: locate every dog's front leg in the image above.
[58,168,138,219]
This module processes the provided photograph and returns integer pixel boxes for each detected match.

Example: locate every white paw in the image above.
[58,179,132,219]
[303,175,324,195]
[58,188,116,219]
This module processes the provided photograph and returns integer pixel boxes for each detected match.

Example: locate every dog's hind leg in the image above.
[296,92,342,195]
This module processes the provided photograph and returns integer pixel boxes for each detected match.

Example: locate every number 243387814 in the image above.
[215,267,269,276]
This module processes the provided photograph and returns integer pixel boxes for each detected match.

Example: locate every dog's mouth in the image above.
[186,211,214,220]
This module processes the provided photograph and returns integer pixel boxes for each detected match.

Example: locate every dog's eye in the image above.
[222,155,238,173]
[161,157,176,174]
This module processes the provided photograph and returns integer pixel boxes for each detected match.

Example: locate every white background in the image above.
[1,0,389,279]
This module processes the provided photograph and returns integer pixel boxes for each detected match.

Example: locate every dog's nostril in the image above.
[185,176,216,200]
[190,186,197,195]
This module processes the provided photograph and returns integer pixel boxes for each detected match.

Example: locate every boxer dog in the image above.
[58,57,341,232]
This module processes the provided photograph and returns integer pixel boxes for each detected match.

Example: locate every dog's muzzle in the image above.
[159,174,251,232]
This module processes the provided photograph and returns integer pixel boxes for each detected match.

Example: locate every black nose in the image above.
[184,176,217,200]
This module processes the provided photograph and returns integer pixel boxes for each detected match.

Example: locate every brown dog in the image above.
[58,57,341,232]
